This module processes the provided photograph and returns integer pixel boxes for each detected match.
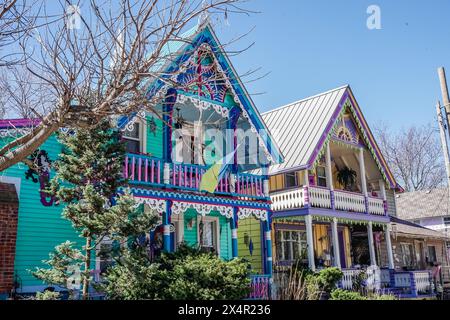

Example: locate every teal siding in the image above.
[145,113,163,158]
[182,209,232,260]
[1,134,80,289]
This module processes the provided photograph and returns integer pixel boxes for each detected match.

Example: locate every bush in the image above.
[330,289,366,300]
[35,290,61,300]
[99,244,252,300]
[306,267,343,294]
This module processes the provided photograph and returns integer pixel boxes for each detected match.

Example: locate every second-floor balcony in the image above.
[270,185,386,216]
[123,153,268,200]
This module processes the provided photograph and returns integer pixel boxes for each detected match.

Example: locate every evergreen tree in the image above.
[33,120,158,299]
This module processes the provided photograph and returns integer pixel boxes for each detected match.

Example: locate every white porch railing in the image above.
[334,190,365,213]
[308,186,332,209]
[394,272,411,288]
[367,196,385,215]
[413,271,432,294]
[270,188,305,211]
[270,186,386,216]
[341,269,362,290]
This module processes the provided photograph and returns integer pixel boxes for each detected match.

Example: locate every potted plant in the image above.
[336,166,357,191]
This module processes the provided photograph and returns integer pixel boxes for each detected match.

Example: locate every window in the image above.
[400,243,414,267]
[275,229,307,262]
[123,122,142,153]
[174,124,202,164]
[171,213,184,250]
[427,246,437,263]
[198,216,220,255]
[316,165,327,187]
[285,172,298,188]
[444,217,450,226]
[95,237,114,281]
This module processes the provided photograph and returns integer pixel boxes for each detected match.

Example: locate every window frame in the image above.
[197,216,220,256]
[275,229,307,263]
[284,172,298,189]
[427,245,437,263]
[400,242,415,267]
[316,165,327,187]
[122,119,147,154]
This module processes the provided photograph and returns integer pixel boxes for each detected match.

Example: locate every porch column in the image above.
[367,221,376,266]
[385,223,395,269]
[325,142,335,209]
[263,215,273,275]
[358,148,368,196]
[230,207,239,258]
[331,218,341,269]
[305,215,316,271]
[162,88,178,163]
[163,200,172,252]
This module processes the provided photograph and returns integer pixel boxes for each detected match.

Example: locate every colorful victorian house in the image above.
[263,85,397,273]
[0,21,283,298]
[255,85,440,298]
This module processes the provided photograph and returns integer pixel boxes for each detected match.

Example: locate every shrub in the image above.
[35,290,61,300]
[330,289,366,300]
[314,267,344,293]
[99,244,252,300]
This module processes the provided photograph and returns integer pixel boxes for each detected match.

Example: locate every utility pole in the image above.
[436,101,450,192]
[438,67,450,196]
[438,67,450,128]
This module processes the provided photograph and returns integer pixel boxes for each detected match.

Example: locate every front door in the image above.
[338,230,347,269]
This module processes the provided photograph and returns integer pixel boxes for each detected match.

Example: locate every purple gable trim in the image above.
[0,118,40,129]
[305,88,397,189]
[306,90,349,168]
[347,93,396,188]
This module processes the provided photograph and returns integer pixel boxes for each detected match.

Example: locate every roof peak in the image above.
[262,84,349,116]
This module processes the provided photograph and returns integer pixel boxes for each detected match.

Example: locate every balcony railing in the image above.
[123,153,268,199]
[340,268,434,298]
[270,186,387,216]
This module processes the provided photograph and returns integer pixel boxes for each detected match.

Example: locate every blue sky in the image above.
[213,0,450,131]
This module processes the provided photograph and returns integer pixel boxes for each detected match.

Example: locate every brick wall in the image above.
[0,183,18,296]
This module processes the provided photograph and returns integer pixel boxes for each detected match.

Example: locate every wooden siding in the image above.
[379,235,449,269]
[1,134,81,289]
[145,114,163,158]
[237,218,263,273]
[386,188,396,216]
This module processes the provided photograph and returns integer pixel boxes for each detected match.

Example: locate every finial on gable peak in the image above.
[198,0,210,27]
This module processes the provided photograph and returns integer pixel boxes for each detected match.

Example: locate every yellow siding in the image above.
[237,218,263,273]
[269,174,284,192]
[343,227,352,267]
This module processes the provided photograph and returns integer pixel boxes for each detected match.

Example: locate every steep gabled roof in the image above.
[396,188,450,220]
[261,85,397,188]
[140,22,284,165]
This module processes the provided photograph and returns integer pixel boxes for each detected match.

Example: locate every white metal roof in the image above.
[261,85,348,174]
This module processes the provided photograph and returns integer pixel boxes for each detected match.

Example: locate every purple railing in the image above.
[124,154,163,185]
[123,153,267,198]
[171,163,230,193]
[236,173,265,198]
[248,275,272,300]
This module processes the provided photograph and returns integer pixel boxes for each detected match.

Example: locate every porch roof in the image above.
[390,216,449,240]
[395,187,450,220]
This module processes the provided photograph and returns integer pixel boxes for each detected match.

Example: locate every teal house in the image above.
[0,21,283,298]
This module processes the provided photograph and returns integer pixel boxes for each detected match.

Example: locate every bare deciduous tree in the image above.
[0,0,246,172]
[374,123,446,191]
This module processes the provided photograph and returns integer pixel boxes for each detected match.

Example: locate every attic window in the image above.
[337,126,352,142]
